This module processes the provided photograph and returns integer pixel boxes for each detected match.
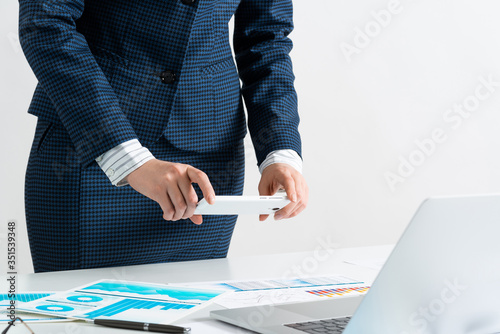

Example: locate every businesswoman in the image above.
[19,0,308,272]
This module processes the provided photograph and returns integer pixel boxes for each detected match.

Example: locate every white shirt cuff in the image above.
[95,139,155,187]
[259,149,303,174]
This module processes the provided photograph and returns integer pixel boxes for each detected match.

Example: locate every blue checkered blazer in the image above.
[19,0,302,272]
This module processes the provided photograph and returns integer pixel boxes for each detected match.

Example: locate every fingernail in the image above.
[291,194,297,202]
[274,213,283,220]
[209,195,215,204]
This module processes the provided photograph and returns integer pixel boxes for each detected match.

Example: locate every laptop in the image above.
[211,194,500,333]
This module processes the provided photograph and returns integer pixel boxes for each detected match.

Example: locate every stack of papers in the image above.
[170,275,370,309]
[0,293,69,323]
[12,275,369,324]
[18,280,226,324]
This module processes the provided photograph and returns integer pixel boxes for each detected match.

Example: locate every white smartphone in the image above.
[194,195,290,215]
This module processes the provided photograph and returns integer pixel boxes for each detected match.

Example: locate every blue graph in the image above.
[0,293,51,303]
[82,299,194,319]
[81,281,221,301]
[36,304,74,312]
[67,295,103,303]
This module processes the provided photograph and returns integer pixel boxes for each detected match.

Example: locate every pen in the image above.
[87,319,191,333]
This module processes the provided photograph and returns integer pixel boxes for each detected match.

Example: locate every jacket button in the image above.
[181,0,195,4]
[160,70,176,84]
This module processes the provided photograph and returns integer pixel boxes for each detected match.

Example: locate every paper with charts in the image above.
[18,280,226,323]
[170,275,370,309]
[0,293,69,323]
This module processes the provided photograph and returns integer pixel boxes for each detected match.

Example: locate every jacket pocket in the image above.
[201,56,236,75]
[88,43,129,68]
[36,120,54,153]
[88,43,128,90]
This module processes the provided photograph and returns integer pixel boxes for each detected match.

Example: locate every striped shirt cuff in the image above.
[258,149,303,174]
[95,139,155,187]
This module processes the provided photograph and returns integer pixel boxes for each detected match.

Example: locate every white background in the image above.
[2,0,500,274]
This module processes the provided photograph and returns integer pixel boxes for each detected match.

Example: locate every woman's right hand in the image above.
[126,159,215,225]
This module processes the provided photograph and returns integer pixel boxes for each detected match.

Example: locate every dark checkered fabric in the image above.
[26,119,245,272]
[19,0,301,272]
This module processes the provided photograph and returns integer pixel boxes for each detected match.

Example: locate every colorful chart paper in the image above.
[306,286,370,297]
[181,275,363,292]
[19,280,226,324]
[0,293,70,323]
[171,275,368,308]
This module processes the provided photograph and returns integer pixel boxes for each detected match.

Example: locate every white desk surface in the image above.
[1,245,393,334]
